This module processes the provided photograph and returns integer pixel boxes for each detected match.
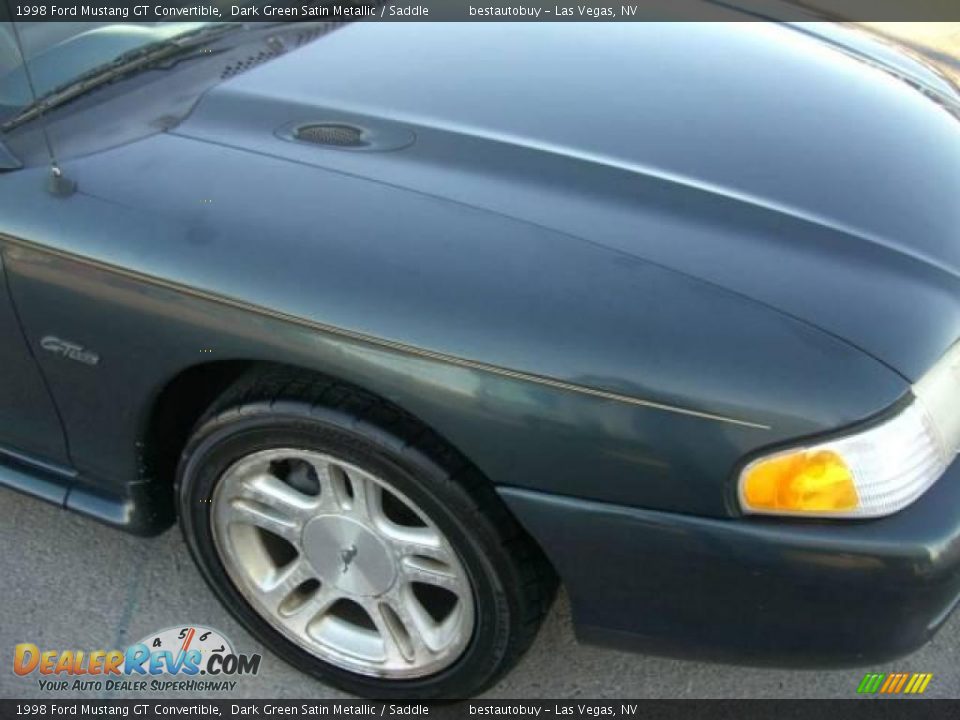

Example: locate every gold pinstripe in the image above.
[0,234,772,430]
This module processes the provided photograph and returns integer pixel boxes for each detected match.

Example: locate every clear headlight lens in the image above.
[739,341,960,519]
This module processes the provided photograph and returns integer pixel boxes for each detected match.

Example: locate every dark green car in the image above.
[0,18,958,698]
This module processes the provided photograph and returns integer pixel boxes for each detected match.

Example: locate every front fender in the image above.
[0,138,908,520]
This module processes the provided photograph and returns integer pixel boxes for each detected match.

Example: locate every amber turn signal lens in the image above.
[741,449,858,514]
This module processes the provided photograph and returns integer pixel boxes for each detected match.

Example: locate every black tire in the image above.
[176,368,556,699]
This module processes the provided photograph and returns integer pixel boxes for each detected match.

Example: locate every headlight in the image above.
[739,341,960,519]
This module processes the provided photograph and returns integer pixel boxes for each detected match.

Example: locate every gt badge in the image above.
[40,336,99,366]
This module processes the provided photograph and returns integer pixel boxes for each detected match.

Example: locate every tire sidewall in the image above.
[177,406,518,699]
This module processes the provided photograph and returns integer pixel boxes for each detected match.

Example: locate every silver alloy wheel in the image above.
[211,448,476,679]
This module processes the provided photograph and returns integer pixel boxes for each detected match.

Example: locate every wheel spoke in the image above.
[313,462,356,513]
[365,594,430,665]
[259,557,315,612]
[400,556,465,594]
[224,497,301,543]
[384,525,451,562]
[318,464,385,522]
[225,470,325,541]
[386,527,466,593]
[348,471,382,522]
[283,584,340,638]
[245,473,317,515]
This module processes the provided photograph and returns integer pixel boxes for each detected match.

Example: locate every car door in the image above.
[0,252,70,465]
[0,23,70,466]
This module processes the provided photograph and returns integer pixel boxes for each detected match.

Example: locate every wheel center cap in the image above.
[301,515,396,597]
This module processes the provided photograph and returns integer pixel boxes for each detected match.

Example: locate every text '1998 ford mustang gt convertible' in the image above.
[0,17,958,698]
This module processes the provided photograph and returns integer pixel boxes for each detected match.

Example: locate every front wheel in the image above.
[177,371,555,698]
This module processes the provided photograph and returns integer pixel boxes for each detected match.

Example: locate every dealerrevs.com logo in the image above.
[14,625,261,693]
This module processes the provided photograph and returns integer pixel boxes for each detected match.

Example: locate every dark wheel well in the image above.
[140,360,255,498]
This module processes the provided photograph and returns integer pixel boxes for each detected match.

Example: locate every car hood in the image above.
[176,21,960,381]
[786,22,960,105]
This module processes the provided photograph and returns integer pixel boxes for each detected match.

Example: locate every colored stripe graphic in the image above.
[913,674,933,694]
[857,672,932,695]
[857,673,885,693]
[880,674,897,693]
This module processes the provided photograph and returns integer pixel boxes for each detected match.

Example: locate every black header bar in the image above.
[1,0,958,22]
[2,700,960,720]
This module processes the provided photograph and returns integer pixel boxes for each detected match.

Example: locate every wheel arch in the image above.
[138,358,557,589]
[139,359,256,501]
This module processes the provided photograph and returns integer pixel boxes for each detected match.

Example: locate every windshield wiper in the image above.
[1,23,244,132]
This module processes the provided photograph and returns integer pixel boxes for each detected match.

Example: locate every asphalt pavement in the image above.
[2,485,960,700]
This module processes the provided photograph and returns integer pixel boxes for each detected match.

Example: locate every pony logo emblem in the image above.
[339,544,358,574]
